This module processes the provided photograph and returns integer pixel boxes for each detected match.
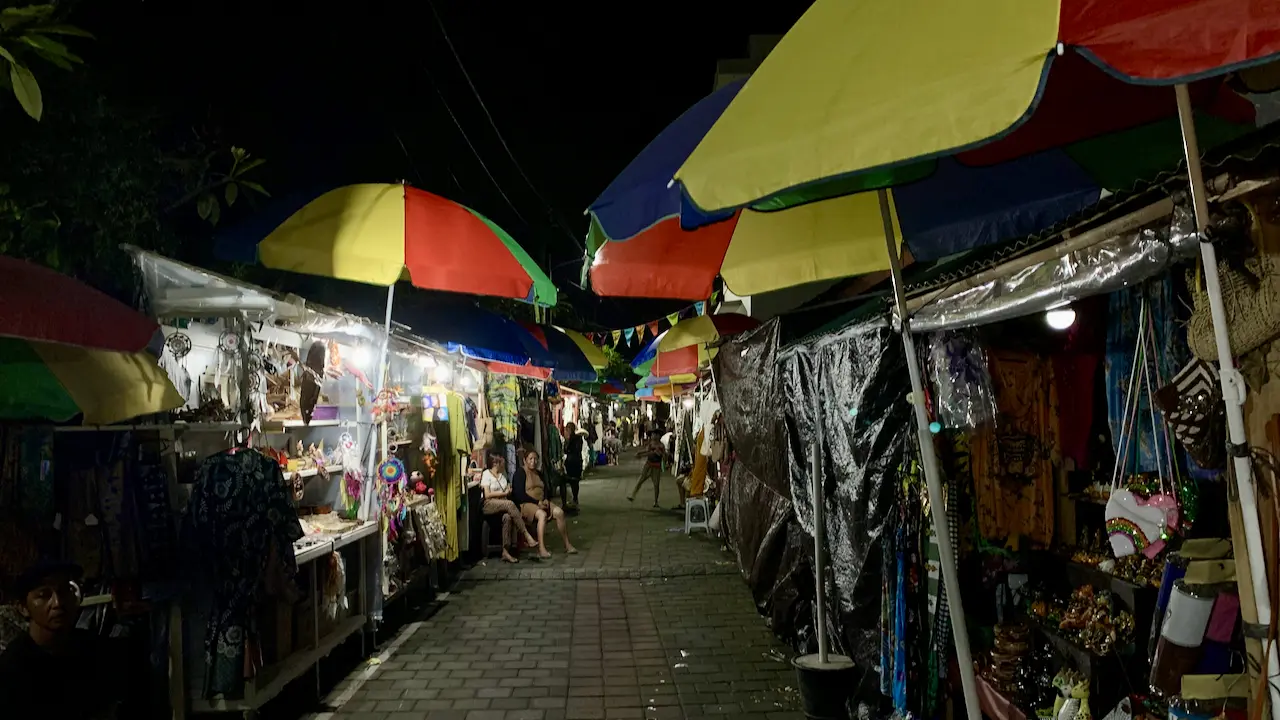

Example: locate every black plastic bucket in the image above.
[792,653,857,720]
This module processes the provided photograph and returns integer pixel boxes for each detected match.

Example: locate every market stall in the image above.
[128,247,464,716]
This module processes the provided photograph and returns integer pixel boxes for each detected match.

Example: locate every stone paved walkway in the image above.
[313,456,803,720]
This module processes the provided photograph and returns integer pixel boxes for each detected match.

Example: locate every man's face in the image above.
[23,573,82,632]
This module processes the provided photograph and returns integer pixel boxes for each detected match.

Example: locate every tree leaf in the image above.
[233,157,265,176]
[9,63,42,120]
[0,43,14,64]
[0,5,55,32]
[21,35,81,65]
[196,193,214,220]
[33,24,93,39]
[224,182,238,206]
[30,47,74,70]
[208,198,221,225]
[240,180,269,197]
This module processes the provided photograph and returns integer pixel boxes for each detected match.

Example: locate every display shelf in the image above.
[189,614,366,714]
[260,419,349,433]
[293,522,376,563]
[333,522,377,549]
[54,421,243,433]
[283,464,344,480]
[294,539,334,565]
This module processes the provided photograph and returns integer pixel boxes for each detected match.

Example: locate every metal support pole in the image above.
[811,410,830,663]
[1175,83,1280,720]
[364,284,396,488]
[878,189,980,720]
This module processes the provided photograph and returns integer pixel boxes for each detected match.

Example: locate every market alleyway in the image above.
[307,455,804,720]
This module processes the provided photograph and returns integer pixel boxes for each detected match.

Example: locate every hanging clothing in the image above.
[431,418,462,562]
[688,429,708,497]
[486,375,520,443]
[970,350,1058,547]
[182,449,303,699]
[446,392,471,456]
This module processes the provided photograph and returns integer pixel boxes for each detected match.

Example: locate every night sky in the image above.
[73,1,812,329]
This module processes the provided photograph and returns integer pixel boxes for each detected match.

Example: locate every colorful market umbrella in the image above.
[663,3,1280,715]
[658,313,759,353]
[674,0,1280,211]
[516,323,599,383]
[587,58,1257,299]
[1,255,158,352]
[410,302,555,367]
[558,328,608,370]
[0,338,183,425]
[236,184,556,306]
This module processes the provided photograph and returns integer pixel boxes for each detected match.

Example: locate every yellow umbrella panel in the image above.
[0,338,184,425]
[675,0,1059,211]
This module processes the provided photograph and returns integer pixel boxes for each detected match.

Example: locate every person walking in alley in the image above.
[561,422,584,509]
[628,431,666,508]
[513,449,578,558]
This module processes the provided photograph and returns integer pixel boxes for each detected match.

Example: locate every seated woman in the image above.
[480,455,538,563]
[512,449,578,558]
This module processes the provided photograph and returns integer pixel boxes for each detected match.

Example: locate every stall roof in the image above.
[125,246,449,357]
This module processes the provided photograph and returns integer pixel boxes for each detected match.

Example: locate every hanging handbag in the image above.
[1155,359,1226,469]
[1186,200,1280,361]
[1105,294,1180,558]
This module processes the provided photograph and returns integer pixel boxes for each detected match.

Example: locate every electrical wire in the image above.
[418,61,528,225]
[424,0,586,252]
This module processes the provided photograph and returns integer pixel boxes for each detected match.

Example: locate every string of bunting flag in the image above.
[584,291,719,349]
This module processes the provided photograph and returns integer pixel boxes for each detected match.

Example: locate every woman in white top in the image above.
[481,455,538,563]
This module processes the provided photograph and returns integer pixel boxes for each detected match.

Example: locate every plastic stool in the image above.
[685,497,711,535]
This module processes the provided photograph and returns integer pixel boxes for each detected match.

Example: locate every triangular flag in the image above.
[624,327,635,344]
[709,289,719,306]
[585,332,595,343]
[666,312,680,327]
[694,301,706,315]
[647,321,660,336]
[611,330,621,346]
[635,324,645,340]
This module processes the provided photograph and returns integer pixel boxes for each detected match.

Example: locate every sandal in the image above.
[538,550,553,559]
[501,551,519,564]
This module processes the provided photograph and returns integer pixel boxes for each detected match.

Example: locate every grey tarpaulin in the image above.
[715,317,910,665]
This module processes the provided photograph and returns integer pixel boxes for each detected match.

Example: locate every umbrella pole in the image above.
[365,283,397,497]
[878,188,980,720]
[1175,83,1280,720]
[811,406,830,663]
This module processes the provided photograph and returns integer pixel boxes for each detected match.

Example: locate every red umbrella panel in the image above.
[0,255,158,352]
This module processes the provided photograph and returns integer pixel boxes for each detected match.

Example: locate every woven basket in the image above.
[1187,253,1280,361]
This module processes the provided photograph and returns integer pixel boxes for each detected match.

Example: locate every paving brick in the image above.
[306,458,801,720]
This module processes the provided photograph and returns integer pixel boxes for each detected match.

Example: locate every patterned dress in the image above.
[182,449,303,699]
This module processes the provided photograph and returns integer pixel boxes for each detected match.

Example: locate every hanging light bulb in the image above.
[433,363,453,384]
[352,345,372,367]
[1045,305,1077,331]
[682,397,695,409]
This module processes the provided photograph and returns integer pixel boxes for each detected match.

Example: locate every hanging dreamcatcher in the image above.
[379,457,405,485]
[165,332,192,360]
[244,350,265,374]
[337,433,363,518]
[371,388,399,423]
[379,457,410,541]
[217,330,242,356]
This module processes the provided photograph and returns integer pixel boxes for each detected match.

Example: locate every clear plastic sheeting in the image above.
[910,204,1198,332]
[715,318,909,665]
[926,330,997,430]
